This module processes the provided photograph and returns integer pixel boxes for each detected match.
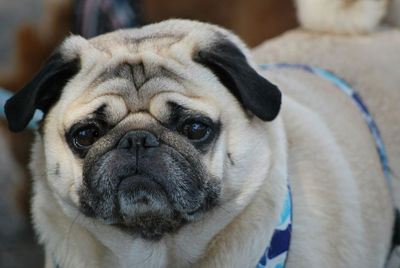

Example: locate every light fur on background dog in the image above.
[295,0,390,33]
[3,1,399,268]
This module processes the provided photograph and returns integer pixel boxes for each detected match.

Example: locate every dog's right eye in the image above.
[66,120,109,158]
[72,125,101,149]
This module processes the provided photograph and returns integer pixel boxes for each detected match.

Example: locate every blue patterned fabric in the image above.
[256,185,292,268]
[0,87,11,120]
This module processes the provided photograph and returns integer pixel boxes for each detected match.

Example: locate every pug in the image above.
[4,19,397,268]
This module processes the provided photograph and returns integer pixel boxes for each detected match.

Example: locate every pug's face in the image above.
[5,20,281,240]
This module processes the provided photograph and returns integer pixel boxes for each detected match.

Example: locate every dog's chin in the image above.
[113,212,187,241]
[115,175,187,240]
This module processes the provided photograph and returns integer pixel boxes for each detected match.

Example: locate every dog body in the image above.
[5,18,398,268]
[253,28,400,209]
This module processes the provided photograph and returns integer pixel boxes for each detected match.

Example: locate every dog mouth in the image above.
[79,143,220,240]
[112,175,188,240]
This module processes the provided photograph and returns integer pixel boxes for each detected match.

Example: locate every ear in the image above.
[4,51,81,132]
[193,38,281,121]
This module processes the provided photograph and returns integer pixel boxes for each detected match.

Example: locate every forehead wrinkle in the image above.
[136,76,187,105]
[126,34,185,51]
[92,62,134,88]
[87,77,136,98]
[89,32,185,54]
[89,58,185,92]
[152,92,220,117]
[75,47,199,116]
[84,77,146,114]
[62,92,129,127]
[86,39,192,88]
[88,63,187,106]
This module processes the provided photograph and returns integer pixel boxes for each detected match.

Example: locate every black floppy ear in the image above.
[193,38,281,121]
[4,51,80,132]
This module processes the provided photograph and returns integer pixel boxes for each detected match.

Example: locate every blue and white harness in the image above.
[0,63,391,268]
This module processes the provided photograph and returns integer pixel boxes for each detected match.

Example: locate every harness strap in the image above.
[259,63,391,183]
[257,185,292,268]
[393,210,400,248]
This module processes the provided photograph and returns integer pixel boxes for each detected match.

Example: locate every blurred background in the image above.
[0,0,299,267]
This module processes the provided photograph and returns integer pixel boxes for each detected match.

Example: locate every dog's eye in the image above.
[181,121,211,141]
[73,126,101,149]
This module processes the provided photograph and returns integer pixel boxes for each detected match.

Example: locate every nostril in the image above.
[117,130,159,149]
[143,133,159,148]
[118,137,132,149]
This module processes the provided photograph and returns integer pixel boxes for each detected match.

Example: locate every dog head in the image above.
[5,20,281,240]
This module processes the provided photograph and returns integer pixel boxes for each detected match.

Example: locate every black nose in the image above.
[117,130,159,149]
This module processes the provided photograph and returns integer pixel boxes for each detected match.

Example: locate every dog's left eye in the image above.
[180,121,211,141]
[73,126,101,149]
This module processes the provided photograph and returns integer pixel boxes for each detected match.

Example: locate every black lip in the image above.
[117,175,168,206]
